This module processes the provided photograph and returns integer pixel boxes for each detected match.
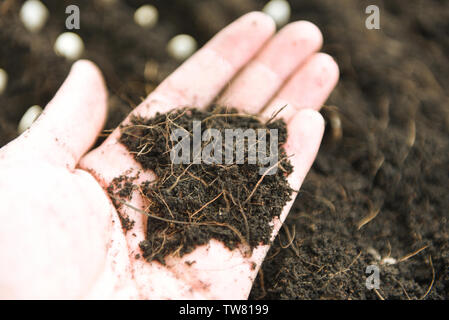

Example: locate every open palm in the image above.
[0,12,338,299]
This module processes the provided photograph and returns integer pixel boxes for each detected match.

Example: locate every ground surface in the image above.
[0,0,448,299]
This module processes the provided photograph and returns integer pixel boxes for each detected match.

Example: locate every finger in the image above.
[262,52,339,121]
[281,109,325,218]
[21,60,108,169]
[218,21,322,114]
[131,11,276,121]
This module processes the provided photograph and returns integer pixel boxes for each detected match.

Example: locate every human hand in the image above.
[0,12,338,299]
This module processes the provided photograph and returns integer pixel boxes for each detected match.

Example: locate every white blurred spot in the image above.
[134,5,158,29]
[20,0,49,33]
[381,257,397,265]
[0,68,7,95]
[54,32,85,60]
[263,0,291,28]
[18,105,43,134]
[167,34,197,61]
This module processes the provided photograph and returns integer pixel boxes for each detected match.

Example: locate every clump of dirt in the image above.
[116,105,293,264]
[107,174,140,231]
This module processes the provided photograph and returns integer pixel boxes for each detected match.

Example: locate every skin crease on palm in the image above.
[0,12,339,299]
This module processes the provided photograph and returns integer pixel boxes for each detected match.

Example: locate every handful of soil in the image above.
[112,105,293,264]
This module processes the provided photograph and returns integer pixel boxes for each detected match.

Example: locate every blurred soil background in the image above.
[0,0,448,299]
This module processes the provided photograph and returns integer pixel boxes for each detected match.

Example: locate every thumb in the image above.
[17,60,108,169]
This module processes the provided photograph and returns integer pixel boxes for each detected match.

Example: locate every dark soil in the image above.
[115,106,292,264]
[1,0,448,299]
[107,173,139,231]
